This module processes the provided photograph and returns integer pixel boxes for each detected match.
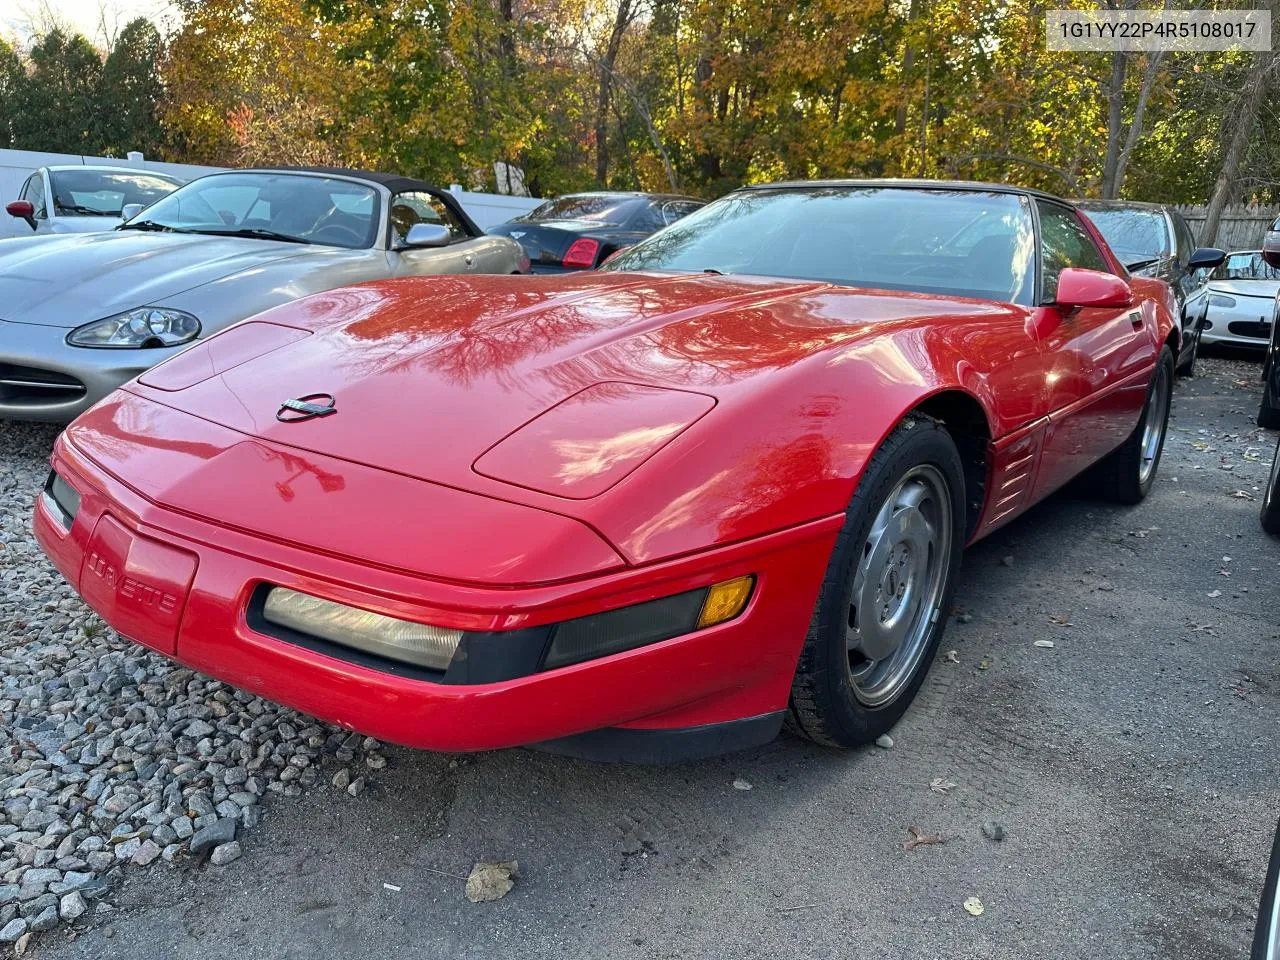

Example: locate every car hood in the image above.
[125,270,1011,503]
[1208,278,1280,299]
[0,231,321,327]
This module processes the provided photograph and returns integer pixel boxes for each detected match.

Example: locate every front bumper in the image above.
[34,433,838,757]
[1201,299,1273,347]
[0,318,189,421]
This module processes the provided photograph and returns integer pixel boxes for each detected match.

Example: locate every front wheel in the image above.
[1260,345,1280,430]
[787,417,965,748]
[1261,438,1280,535]
[1176,322,1200,377]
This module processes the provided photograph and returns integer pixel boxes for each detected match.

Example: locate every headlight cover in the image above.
[67,308,200,348]
[1208,294,1237,309]
[262,587,462,671]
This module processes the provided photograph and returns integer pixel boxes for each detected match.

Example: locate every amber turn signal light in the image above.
[697,576,755,629]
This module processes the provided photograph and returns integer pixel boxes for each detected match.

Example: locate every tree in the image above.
[99,19,166,157]
[13,29,103,154]
[0,38,24,149]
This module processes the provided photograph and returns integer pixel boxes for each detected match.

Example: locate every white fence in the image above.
[0,148,538,237]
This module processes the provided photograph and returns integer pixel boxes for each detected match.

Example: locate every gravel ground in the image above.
[0,424,392,950]
[0,355,1276,959]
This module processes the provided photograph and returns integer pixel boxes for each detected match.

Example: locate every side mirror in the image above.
[1263,232,1280,270]
[400,223,452,249]
[1187,247,1226,271]
[1055,267,1133,309]
[120,203,144,222]
[5,200,36,230]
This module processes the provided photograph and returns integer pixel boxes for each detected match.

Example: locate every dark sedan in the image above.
[489,192,705,272]
[1078,200,1225,374]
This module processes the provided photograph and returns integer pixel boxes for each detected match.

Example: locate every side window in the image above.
[662,201,703,225]
[22,174,46,218]
[1170,212,1193,264]
[629,203,668,233]
[1036,201,1110,302]
[1180,215,1198,259]
[388,192,468,245]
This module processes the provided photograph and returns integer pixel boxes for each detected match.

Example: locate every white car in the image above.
[1190,249,1280,348]
[4,165,184,237]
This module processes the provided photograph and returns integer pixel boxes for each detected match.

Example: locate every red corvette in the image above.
[34,181,1180,761]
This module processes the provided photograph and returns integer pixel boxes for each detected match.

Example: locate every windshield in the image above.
[519,195,637,226]
[48,170,181,217]
[1213,251,1280,282]
[128,173,380,248]
[1079,207,1169,262]
[604,187,1036,305]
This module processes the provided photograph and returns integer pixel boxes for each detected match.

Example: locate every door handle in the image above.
[1128,311,1143,329]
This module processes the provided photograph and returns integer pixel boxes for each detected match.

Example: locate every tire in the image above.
[1088,345,1175,504]
[787,416,966,748]
[1261,438,1280,536]
[1176,323,1200,377]
[1259,337,1280,430]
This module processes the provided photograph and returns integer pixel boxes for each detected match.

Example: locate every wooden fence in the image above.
[1173,203,1279,251]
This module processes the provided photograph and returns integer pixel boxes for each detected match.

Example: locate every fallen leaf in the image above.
[1033,639,1055,649]
[1230,490,1256,500]
[963,896,985,916]
[383,882,401,892]
[929,778,957,795]
[465,860,518,903]
[1187,622,1217,634]
[944,649,960,663]
[903,825,945,850]
[978,657,993,670]
[1048,614,1073,627]
[1207,590,1222,599]
[732,778,752,791]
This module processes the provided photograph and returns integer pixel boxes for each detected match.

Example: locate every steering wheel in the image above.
[309,222,364,246]
[902,261,969,279]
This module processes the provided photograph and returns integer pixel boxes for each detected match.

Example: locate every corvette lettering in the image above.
[86,552,179,615]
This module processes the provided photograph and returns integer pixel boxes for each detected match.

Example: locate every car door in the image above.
[388,191,488,277]
[1031,200,1155,499]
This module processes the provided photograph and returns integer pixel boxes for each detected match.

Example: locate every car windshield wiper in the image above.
[56,203,114,216]
[118,219,181,232]
[1125,257,1161,271]
[192,227,313,245]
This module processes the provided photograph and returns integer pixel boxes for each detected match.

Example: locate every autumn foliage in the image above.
[0,0,1277,206]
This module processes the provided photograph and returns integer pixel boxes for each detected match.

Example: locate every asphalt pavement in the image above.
[29,354,1280,960]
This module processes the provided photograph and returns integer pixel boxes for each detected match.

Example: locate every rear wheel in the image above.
[1088,345,1174,504]
[1261,438,1280,536]
[787,417,965,748]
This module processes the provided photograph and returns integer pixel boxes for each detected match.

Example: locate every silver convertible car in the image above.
[0,167,527,421]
